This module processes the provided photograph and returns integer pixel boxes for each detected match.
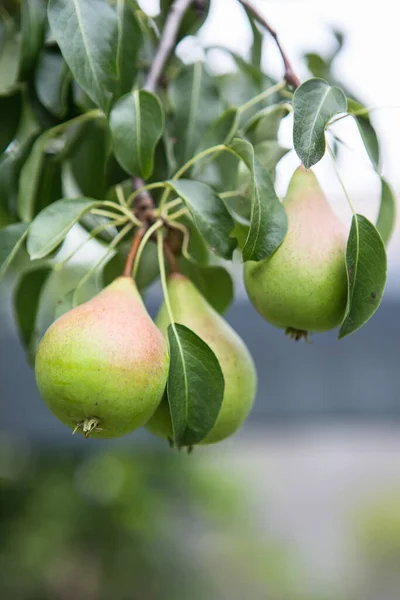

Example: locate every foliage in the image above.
[0,0,395,445]
[0,441,325,600]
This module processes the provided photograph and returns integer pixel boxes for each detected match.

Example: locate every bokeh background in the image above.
[1,1,400,599]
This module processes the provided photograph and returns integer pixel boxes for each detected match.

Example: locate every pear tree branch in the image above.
[238,0,301,88]
[131,177,155,222]
[144,0,194,93]
[130,1,194,222]
[127,1,195,273]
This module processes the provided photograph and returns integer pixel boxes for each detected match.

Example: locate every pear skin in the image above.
[35,277,169,438]
[244,167,348,333]
[146,274,257,445]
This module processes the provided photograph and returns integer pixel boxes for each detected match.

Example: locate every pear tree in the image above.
[0,0,395,446]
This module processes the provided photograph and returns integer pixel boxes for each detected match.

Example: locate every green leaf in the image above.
[254,141,289,175]
[196,107,239,155]
[236,141,289,201]
[0,89,22,154]
[0,222,29,278]
[16,112,92,221]
[167,323,224,447]
[230,138,287,261]
[48,0,118,113]
[103,240,159,292]
[0,16,21,93]
[159,0,210,41]
[34,49,71,118]
[304,53,330,80]
[376,177,396,246]
[178,262,234,314]
[15,93,41,144]
[216,53,275,118]
[17,134,62,222]
[80,212,117,244]
[339,214,387,339]
[150,133,176,185]
[20,0,47,78]
[244,104,290,144]
[243,7,263,67]
[54,289,75,320]
[0,134,37,220]
[230,214,250,249]
[68,118,111,198]
[27,197,104,259]
[114,0,142,100]
[109,89,164,178]
[170,62,221,166]
[17,135,47,222]
[177,214,210,266]
[293,78,347,168]
[167,179,237,260]
[14,266,51,362]
[348,98,380,171]
[44,263,99,322]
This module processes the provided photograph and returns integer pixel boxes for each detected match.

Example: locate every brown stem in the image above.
[144,0,194,92]
[238,0,301,89]
[132,176,155,220]
[123,226,146,277]
[121,2,194,279]
[163,240,180,274]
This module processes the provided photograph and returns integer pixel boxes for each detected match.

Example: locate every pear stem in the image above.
[115,184,128,208]
[132,220,164,278]
[157,229,179,336]
[163,239,180,274]
[238,80,286,114]
[123,226,147,277]
[164,220,193,262]
[327,144,356,215]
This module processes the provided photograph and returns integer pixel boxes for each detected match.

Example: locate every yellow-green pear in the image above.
[146,274,257,445]
[35,277,169,438]
[244,166,348,335]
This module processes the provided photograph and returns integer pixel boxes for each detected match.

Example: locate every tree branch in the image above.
[239,0,301,89]
[144,0,194,93]
[123,3,196,277]
[131,177,155,221]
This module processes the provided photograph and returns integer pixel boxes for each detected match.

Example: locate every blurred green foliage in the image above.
[0,436,326,600]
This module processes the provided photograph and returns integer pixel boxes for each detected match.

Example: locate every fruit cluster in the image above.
[35,167,350,446]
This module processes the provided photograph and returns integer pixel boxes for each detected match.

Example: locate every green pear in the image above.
[146,274,257,445]
[244,166,348,334]
[35,277,169,438]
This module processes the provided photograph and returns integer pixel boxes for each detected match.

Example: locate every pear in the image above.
[244,166,348,335]
[35,277,169,438]
[146,274,257,445]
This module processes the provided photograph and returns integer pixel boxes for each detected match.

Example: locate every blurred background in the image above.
[1,1,400,599]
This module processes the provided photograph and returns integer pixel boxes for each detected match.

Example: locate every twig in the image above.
[123,0,194,279]
[164,239,180,273]
[144,0,194,93]
[123,226,147,277]
[238,0,300,88]
[131,177,155,221]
